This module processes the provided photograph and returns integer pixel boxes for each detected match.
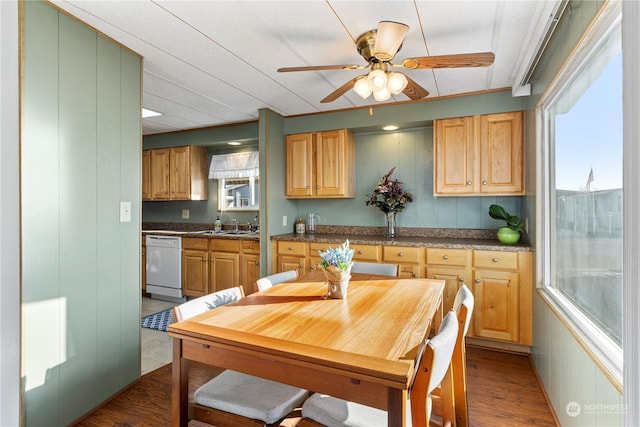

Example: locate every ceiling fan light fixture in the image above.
[353,76,372,99]
[373,21,409,61]
[387,72,408,95]
[368,69,388,91]
[373,86,392,102]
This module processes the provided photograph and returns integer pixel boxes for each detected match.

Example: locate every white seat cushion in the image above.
[194,370,309,424]
[302,393,419,427]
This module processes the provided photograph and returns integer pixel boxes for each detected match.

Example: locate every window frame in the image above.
[535,0,623,390]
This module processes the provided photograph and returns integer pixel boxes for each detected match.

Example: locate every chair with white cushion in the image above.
[174,286,309,427]
[432,284,475,427]
[350,262,399,277]
[173,286,245,322]
[299,311,459,427]
[255,269,299,292]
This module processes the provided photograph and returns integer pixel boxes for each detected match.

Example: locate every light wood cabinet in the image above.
[426,248,472,315]
[286,129,355,198]
[241,240,260,294]
[210,239,240,293]
[275,241,308,275]
[145,145,208,201]
[434,111,523,196]
[383,246,424,278]
[471,250,532,347]
[182,238,209,297]
[142,150,151,200]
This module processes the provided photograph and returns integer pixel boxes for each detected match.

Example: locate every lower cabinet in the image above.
[426,248,472,315]
[275,241,307,276]
[182,238,209,297]
[471,250,533,347]
[210,239,240,293]
[182,237,259,297]
[382,246,424,278]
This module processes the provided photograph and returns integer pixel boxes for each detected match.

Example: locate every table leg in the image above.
[387,388,407,427]
[172,337,188,427]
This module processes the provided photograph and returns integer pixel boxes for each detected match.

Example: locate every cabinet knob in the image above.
[358,250,363,254]
[443,255,449,260]
[413,273,418,278]
[288,247,293,251]
[316,185,321,189]
[201,257,206,261]
[482,181,488,185]
[459,277,464,282]
[299,264,304,269]
[466,181,472,185]
[492,257,499,263]
[255,262,260,265]
[248,245,253,249]
[398,252,404,257]
[475,279,480,283]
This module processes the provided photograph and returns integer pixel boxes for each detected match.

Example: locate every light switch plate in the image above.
[120,201,131,223]
[282,215,287,226]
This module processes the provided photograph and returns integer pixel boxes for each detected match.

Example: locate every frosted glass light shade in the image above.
[373,86,391,101]
[353,76,372,99]
[368,69,387,91]
[387,72,408,95]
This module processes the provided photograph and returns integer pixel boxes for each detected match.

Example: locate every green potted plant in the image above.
[489,204,524,244]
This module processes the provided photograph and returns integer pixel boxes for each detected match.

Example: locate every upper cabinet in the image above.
[286,129,355,198]
[143,145,208,201]
[434,111,524,196]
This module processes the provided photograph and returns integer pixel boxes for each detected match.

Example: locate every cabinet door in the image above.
[315,129,354,197]
[150,148,170,199]
[427,266,470,315]
[434,116,477,195]
[241,253,260,294]
[278,255,306,276]
[183,249,208,297]
[472,269,519,342]
[286,133,314,197]
[142,150,151,200]
[170,146,191,200]
[210,251,240,292]
[479,112,523,194]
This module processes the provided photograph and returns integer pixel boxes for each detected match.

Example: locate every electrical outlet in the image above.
[282,215,287,226]
[182,209,190,219]
[119,201,131,223]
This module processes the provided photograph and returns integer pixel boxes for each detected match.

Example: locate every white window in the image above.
[537,2,622,386]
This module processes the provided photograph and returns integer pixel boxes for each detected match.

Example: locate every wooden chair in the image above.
[255,269,298,292]
[173,287,309,427]
[350,262,399,276]
[299,311,459,427]
[432,284,475,427]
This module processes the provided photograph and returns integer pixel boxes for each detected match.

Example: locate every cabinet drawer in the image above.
[210,239,241,252]
[278,241,307,256]
[351,244,382,262]
[383,246,422,264]
[242,240,260,254]
[473,250,518,270]
[308,242,331,257]
[426,248,470,267]
[182,237,209,250]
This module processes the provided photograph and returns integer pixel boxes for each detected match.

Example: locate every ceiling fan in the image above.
[278,21,495,103]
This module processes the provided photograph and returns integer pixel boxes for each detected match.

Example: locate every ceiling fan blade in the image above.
[277,64,365,72]
[400,52,495,69]
[321,77,361,103]
[373,21,409,61]
[402,76,429,100]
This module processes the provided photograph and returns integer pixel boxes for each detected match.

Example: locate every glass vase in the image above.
[386,211,396,238]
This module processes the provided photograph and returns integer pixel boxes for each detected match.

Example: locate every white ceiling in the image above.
[50,1,560,136]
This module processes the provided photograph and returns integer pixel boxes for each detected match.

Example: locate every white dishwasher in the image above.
[145,235,185,303]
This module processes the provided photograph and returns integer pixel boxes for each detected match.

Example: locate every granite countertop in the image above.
[142,222,259,241]
[271,225,531,252]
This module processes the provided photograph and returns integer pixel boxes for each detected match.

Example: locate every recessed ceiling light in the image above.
[142,108,162,118]
[227,141,241,146]
[382,125,399,131]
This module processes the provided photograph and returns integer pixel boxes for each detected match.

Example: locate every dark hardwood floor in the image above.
[72,346,557,427]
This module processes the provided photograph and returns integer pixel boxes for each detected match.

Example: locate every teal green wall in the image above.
[22,2,142,425]
[523,1,623,425]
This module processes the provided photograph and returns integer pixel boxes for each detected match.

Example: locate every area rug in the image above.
[141,308,173,332]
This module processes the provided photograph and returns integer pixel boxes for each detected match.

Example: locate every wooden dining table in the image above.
[167,271,445,427]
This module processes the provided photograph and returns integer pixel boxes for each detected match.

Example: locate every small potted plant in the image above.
[318,240,354,299]
[489,204,525,244]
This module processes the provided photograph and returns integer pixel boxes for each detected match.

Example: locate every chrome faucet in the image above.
[232,218,238,234]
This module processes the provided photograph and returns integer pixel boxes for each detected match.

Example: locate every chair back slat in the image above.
[255,269,298,292]
[173,286,245,322]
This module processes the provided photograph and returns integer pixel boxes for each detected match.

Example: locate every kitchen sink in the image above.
[191,230,255,236]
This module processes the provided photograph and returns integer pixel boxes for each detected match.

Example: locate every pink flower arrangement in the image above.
[365,167,413,213]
